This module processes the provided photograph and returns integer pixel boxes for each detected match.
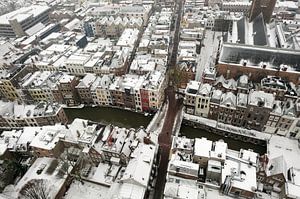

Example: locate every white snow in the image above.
[14,157,72,199]
[222,155,257,192]
[268,135,300,169]
[64,181,109,199]
[194,138,212,158]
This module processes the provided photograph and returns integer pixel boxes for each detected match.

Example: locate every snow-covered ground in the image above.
[172,105,184,136]
[146,101,168,136]
[64,181,109,199]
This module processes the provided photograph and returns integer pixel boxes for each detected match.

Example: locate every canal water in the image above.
[180,124,267,155]
[64,107,152,129]
[64,107,266,155]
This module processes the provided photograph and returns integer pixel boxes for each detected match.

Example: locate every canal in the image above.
[64,107,266,155]
[180,124,267,155]
[64,107,153,129]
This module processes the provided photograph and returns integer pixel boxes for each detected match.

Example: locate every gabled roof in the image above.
[237,93,248,107]
[220,92,237,108]
[76,73,96,88]
[211,89,223,101]
[198,83,212,96]
[283,100,296,117]
[267,155,287,179]
[214,75,237,90]
[238,75,249,85]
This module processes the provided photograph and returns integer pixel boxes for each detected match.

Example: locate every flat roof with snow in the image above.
[219,43,300,72]
[194,137,212,158]
[0,5,50,25]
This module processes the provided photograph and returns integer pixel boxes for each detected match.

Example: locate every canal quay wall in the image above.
[146,101,168,133]
[172,106,184,137]
[182,113,270,147]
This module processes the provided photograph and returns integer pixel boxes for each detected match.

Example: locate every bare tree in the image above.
[58,147,86,184]
[18,179,48,199]
[169,64,185,89]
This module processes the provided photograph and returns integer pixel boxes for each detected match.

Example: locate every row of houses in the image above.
[0,8,173,113]
[132,7,173,74]
[85,4,152,26]
[184,75,300,138]
[15,70,166,112]
[0,101,67,128]
[82,16,144,38]
[0,118,158,199]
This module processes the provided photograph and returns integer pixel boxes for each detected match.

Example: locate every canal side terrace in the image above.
[17,70,167,113]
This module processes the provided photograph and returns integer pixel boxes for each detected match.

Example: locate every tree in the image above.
[3,158,28,178]
[58,147,86,185]
[168,64,185,89]
[0,153,28,192]
[19,179,48,199]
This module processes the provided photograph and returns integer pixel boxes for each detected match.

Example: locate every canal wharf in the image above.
[183,113,271,147]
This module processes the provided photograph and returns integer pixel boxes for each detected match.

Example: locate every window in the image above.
[290,132,297,138]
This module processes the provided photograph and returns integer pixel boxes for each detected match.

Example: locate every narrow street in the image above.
[153,86,179,199]
[153,0,184,198]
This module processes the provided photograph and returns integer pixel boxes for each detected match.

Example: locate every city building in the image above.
[166,136,258,199]
[75,73,97,104]
[0,65,36,101]
[246,90,275,131]
[92,75,114,106]
[249,0,276,23]
[0,5,51,37]
[184,81,201,115]
[195,83,212,117]
[0,101,67,128]
[257,136,300,198]
[140,71,166,112]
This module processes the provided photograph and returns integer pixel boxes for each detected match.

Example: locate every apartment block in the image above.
[0,5,51,37]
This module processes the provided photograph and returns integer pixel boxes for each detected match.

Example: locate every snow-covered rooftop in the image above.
[117,29,139,48]
[0,5,50,25]
[64,181,109,199]
[248,90,275,109]
[194,137,212,158]
[222,155,257,193]
[268,135,300,170]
